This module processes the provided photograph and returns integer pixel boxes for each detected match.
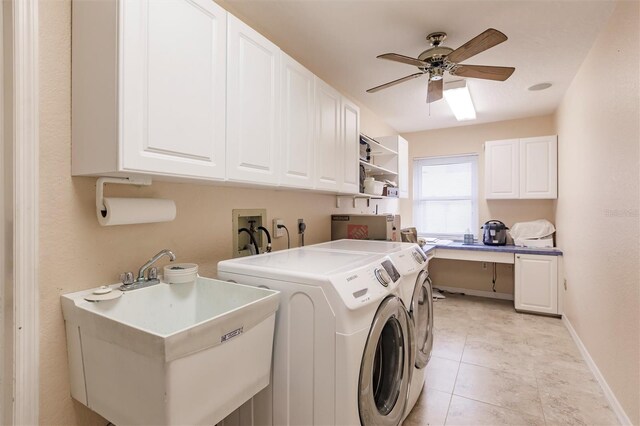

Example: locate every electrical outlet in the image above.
[482,262,487,270]
[298,218,306,234]
[273,219,284,238]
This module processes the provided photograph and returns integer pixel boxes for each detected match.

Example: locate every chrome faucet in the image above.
[120,249,176,291]
[137,249,176,282]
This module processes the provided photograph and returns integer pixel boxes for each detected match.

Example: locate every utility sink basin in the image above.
[61,277,279,426]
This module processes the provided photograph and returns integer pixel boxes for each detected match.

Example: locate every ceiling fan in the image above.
[367,29,515,103]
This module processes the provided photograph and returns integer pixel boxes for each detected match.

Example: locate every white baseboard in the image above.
[562,315,632,426]
[434,285,514,301]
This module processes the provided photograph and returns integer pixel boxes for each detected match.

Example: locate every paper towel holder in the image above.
[96,176,152,217]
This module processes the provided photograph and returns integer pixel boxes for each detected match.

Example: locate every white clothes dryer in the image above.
[307,240,434,417]
[217,247,413,426]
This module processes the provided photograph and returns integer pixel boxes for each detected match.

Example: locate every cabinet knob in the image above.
[516,255,521,259]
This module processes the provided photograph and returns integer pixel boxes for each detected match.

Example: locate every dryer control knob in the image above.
[412,250,425,264]
[374,267,391,287]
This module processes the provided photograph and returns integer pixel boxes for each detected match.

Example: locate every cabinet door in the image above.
[226,14,280,184]
[484,139,519,199]
[397,136,409,198]
[341,98,360,194]
[314,78,342,191]
[515,254,558,314]
[120,0,227,179]
[280,54,315,188]
[520,136,558,199]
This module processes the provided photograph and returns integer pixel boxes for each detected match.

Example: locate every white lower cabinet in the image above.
[515,254,558,315]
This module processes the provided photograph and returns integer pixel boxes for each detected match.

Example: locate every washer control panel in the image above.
[332,256,402,310]
[374,267,391,287]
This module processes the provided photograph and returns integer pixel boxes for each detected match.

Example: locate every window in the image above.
[413,154,478,239]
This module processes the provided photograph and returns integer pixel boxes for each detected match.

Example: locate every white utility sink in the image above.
[61,277,279,426]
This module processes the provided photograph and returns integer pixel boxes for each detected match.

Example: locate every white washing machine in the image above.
[307,240,434,418]
[217,247,413,426]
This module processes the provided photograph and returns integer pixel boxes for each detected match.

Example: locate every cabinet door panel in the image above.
[121,0,226,179]
[341,98,360,194]
[484,139,519,199]
[227,14,280,184]
[515,254,558,314]
[314,79,342,191]
[520,136,558,199]
[280,55,314,188]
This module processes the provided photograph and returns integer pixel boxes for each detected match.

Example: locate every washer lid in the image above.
[218,247,383,279]
[310,239,413,253]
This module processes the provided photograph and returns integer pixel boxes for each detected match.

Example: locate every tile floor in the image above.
[404,295,619,426]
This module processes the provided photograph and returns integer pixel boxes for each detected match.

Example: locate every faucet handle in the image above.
[147,267,158,281]
[120,272,134,285]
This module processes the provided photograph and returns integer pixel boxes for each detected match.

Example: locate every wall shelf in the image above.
[335,193,398,208]
[359,160,397,176]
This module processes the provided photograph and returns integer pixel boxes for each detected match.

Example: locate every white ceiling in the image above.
[221,0,615,133]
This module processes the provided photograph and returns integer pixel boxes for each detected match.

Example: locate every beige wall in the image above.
[401,115,556,294]
[39,2,397,424]
[554,1,639,423]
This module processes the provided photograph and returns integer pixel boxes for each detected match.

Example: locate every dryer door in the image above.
[358,296,411,426]
[411,270,434,369]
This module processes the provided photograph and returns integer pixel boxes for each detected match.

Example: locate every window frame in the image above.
[412,154,479,240]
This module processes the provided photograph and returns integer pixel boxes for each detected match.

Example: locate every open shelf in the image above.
[335,193,399,208]
[360,134,397,156]
[359,160,398,176]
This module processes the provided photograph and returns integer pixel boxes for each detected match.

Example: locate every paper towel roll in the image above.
[98,197,176,226]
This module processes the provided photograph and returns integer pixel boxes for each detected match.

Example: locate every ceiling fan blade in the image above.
[367,72,425,93]
[427,79,443,103]
[451,64,515,81]
[377,53,427,68]
[446,28,508,64]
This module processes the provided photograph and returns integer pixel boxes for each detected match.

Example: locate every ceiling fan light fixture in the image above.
[443,80,476,121]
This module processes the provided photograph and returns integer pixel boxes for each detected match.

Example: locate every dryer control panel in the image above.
[332,257,401,310]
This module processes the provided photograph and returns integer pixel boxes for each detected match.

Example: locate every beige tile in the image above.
[461,337,537,378]
[467,321,528,345]
[445,395,545,426]
[404,388,451,426]
[432,329,467,362]
[453,363,544,417]
[538,385,619,426]
[425,356,460,393]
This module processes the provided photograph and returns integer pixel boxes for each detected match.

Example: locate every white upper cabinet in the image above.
[314,78,342,191]
[341,98,360,194]
[519,136,558,199]
[280,54,315,189]
[515,254,558,315]
[72,0,227,180]
[226,14,281,184]
[485,136,557,199]
[485,139,520,199]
